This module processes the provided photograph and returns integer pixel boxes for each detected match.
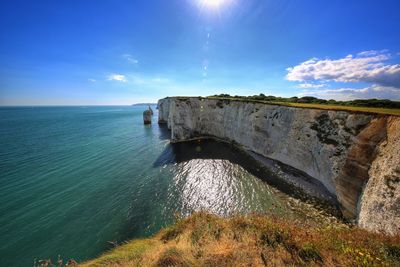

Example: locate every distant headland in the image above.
[132,103,157,106]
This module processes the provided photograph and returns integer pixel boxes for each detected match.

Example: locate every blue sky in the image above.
[1,0,400,105]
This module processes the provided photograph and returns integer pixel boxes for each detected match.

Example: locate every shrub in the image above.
[155,248,191,267]
[386,244,400,260]
[259,229,289,249]
[160,221,185,242]
[298,243,323,263]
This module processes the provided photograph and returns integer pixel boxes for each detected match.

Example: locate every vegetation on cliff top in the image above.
[203,94,400,116]
[81,212,400,267]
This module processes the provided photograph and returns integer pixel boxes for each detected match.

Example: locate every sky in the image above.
[0,0,400,105]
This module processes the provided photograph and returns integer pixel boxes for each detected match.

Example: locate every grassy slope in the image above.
[81,212,400,267]
[274,102,400,116]
[203,96,400,116]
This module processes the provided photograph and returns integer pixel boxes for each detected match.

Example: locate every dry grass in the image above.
[80,212,400,267]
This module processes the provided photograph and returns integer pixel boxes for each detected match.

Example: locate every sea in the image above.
[0,105,331,266]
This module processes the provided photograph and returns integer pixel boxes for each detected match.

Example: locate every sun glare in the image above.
[200,0,226,8]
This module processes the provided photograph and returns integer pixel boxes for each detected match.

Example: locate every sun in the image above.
[200,0,226,8]
[194,0,234,11]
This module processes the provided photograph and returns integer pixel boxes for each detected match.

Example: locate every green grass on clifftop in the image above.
[205,96,400,116]
[270,102,400,116]
[81,212,400,267]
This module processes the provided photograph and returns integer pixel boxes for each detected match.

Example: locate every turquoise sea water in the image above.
[0,106,322,266]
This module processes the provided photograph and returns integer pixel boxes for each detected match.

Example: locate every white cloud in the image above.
[286,50,400,88]
[357,50,388,57]
[123,54,139,64]
[297,85,400,101]
[88,78,96,82]
[104,72,171,85]
[107,74,127,82]
[297,83,324,89]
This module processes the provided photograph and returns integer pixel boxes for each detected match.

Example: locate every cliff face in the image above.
[157,98,171,124]
[358,117,400,235]
[158,97,400,234]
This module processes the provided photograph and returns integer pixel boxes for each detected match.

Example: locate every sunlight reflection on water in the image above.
[168,157,285,217]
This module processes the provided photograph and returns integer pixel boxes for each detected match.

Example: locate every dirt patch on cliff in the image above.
[335,117,388,219]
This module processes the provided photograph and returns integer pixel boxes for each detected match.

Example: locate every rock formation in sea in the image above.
[143,108,152,124]
[158,97,400,235]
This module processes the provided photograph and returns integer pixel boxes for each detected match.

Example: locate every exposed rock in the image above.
[157,98,171,124]
[143,109,152,124]
[158,97,400,234]
[335,117,387,219]
[358,117,400,235]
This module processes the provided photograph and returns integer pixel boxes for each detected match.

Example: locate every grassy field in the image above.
[204,96,400,116]
[273,102,400,116]
[80,212,400,267]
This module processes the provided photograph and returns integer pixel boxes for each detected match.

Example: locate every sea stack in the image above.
[143,108,152,124]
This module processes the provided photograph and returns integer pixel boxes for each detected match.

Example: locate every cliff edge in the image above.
[158,97,400,234]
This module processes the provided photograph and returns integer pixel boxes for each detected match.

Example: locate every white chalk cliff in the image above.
[158,97,400,235]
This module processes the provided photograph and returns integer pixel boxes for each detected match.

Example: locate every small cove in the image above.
[0,106,341,266]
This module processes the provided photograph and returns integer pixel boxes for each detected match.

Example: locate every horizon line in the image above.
[0,103,158,107]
